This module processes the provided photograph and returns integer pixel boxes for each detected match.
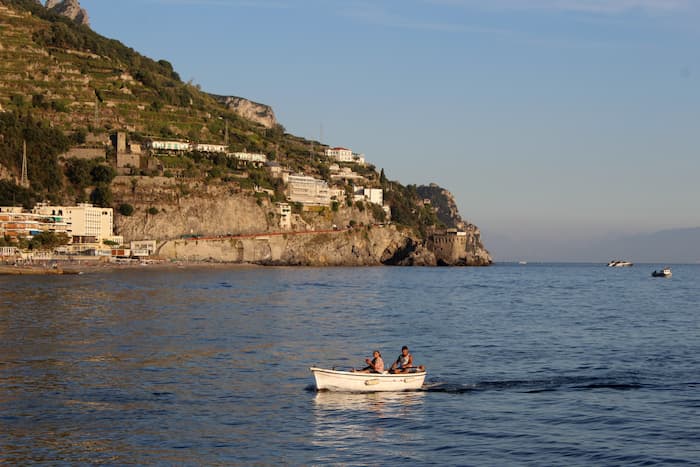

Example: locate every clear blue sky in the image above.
[81,0,700,261]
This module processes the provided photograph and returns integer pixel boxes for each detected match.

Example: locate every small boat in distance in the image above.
[651,267,672,278]
[608,260,633,267]
[310,367,426,392]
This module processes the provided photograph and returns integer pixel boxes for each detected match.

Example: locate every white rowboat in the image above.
[310,366,426,392]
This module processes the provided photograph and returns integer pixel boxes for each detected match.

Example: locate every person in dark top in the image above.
[389,345,425,373]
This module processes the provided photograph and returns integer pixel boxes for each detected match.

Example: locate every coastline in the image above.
[0,260,263,276]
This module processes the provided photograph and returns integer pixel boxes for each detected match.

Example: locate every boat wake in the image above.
[422,374,646,394]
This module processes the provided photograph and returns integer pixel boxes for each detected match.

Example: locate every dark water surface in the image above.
[1,264,699,465]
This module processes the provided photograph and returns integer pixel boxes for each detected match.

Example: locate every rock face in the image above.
[45,0,89,27]
[211,95,278,129]
[111,177,491,267]
[111,176,427,266]
[417,183,466,229]
[158,225,421,266]
[417,183,492,265]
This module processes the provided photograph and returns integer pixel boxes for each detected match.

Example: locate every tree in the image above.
[90,164,116,184]
[28,231,70,251]
[90,184,113,207]
[379,168,388,186]
[70,128,87,145]
[65,159,93,189]
[0,181,37,209]
[118,203,134,216]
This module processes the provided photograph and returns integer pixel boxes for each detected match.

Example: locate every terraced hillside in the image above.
[0,0,311,161]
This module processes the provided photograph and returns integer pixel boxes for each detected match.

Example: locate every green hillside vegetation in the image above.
[0,0,444,237]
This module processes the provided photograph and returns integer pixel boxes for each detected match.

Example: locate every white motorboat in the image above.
[608,260,633,267]
[310,367,427,392]
[651,267,672,278]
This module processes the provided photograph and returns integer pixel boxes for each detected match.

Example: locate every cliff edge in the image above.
[44,0,89,26]
[210,94,278,129]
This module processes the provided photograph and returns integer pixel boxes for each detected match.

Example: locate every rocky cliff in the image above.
[417,183,466,229]
[417,184,492,265]
[111,177,449,266]
[211,95,278,129]
[112,176,380,241]
[157,225,432,267]
[44,0,89,26]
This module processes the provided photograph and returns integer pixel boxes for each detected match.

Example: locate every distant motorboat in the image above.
[651,267,672,278]
[518,261,528,265]
[608,260,633,267]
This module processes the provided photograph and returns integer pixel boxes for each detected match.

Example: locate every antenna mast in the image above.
[20,140,28,188]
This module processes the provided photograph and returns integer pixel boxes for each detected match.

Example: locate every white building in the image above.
[329,188,346,202]
[331,167,365,183]
[33,203,118,244]
[0,207,69,240]
[195,143,228,154]
[276,203,292,230]
[0,246,18,257]
[325,147,367,165]
[130,240,157,257]
[148,140,191,152]
[353,186,384,205]
[325,147,354,162]
[287,174,330,206]
[232,152,268,164]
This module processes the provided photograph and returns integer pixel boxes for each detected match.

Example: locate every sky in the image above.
[80,0,700,261]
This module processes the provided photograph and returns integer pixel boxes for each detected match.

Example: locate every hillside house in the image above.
[287,174,330,206]
[353,187,384,205]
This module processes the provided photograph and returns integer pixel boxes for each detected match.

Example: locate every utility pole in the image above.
[94,94,99,127]
[20,140,28,188]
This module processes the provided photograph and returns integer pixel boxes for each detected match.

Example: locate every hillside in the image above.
[0,0,308,159]
[0,0,492,266]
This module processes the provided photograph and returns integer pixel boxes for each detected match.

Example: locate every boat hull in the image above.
[310,367,426,392]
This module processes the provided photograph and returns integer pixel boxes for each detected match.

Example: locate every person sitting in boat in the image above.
[354,350,384,373]
[389,345,425,373]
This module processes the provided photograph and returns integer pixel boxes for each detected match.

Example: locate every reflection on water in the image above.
[312,391,427,463]
[314,390,425,414]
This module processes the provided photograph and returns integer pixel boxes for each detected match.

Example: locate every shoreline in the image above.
[0,260,264,275]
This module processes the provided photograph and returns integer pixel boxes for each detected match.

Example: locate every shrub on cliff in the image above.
[118,203,134,216]
[90,184,113,207]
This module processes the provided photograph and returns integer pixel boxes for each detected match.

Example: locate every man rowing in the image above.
[389,345,425,373]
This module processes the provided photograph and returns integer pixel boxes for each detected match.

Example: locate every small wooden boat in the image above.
[310,367,426,392]
[651,267,672,278]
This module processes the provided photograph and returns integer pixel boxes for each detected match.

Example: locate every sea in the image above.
[1,263,698,465]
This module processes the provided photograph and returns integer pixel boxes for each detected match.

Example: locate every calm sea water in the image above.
[1,264,698,465]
